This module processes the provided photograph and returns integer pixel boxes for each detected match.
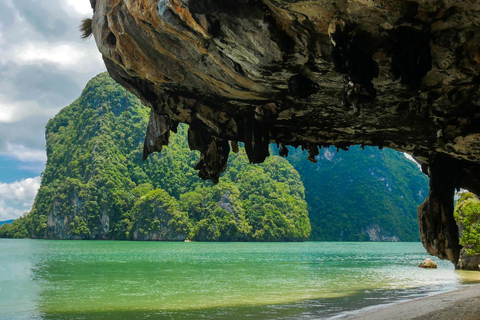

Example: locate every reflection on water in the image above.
[454,269,480,284]
[0,240,478,319]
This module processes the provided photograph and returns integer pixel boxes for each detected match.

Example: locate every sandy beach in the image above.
[345,284,480,320]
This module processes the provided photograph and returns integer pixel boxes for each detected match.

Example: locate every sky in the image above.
[0,0,106,220]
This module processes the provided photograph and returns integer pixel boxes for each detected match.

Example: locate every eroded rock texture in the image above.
[89,0,480,265]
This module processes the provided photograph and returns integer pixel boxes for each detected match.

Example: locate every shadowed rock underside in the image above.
[89,0,480,265]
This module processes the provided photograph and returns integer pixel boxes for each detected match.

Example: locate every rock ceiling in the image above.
[89,0,480,265]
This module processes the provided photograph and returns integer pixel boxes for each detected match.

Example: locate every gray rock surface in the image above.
[89,0,480,265]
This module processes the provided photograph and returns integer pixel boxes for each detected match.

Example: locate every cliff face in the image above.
[28,73,310,242]
[457,250,480,271]
[362,224,400,242]
[89,0,480,264]
[284,145,428,241]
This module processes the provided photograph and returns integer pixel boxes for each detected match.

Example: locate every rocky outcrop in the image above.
[132,206,188,241]
[457,248,480,271]
[89,0,480,265]
[362,224,400,242]
[418,154,461,263]
[46,188,110,240]
[418,258,437,268]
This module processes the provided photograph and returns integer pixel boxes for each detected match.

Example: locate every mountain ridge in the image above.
[0,73,428,242]
[1,73,310,241]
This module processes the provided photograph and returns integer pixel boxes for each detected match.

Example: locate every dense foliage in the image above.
[0,220,14,227]
[0,216,29,238]
[0,73,429,242]
[0,73,310,241]
[283,146,428,241]
[454,192,480,256]
[182,153,310,241]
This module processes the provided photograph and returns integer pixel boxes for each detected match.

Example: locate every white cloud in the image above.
[0,95,54,123]
[0,102,15,123]
[0,199,24,220]
[4,144,47,163]
[0,177,40,201]
[66,0,92,15]
[2,41,104,73]
[0,176,40,220]
[19,43,86,66]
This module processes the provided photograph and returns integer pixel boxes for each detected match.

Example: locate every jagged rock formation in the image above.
[89,0,480,265]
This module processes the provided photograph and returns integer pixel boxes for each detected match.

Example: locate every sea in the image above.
[0,240,479,320]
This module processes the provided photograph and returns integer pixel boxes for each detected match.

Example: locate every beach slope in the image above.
[347,284,480,320]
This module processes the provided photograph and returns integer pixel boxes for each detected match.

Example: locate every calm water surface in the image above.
[0,240,479,319]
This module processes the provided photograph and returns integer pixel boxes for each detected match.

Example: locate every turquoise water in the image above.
[0,240,479,319]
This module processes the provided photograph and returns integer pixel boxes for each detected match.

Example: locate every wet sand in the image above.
[346,284,480,320]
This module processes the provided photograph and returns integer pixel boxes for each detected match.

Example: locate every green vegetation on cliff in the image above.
[454,192,480,256]
[283,146,428,241]
[0,220,14,227]
[0,73,310,241]
[0,216,29,238]
[0,73,429,242]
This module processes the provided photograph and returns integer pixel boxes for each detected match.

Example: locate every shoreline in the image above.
[341,284,480,320]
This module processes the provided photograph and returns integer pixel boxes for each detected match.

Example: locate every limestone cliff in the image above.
[362,224,400,242]
[457,250,480,271]
[88,0,480,265]
[26,73,310,242]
